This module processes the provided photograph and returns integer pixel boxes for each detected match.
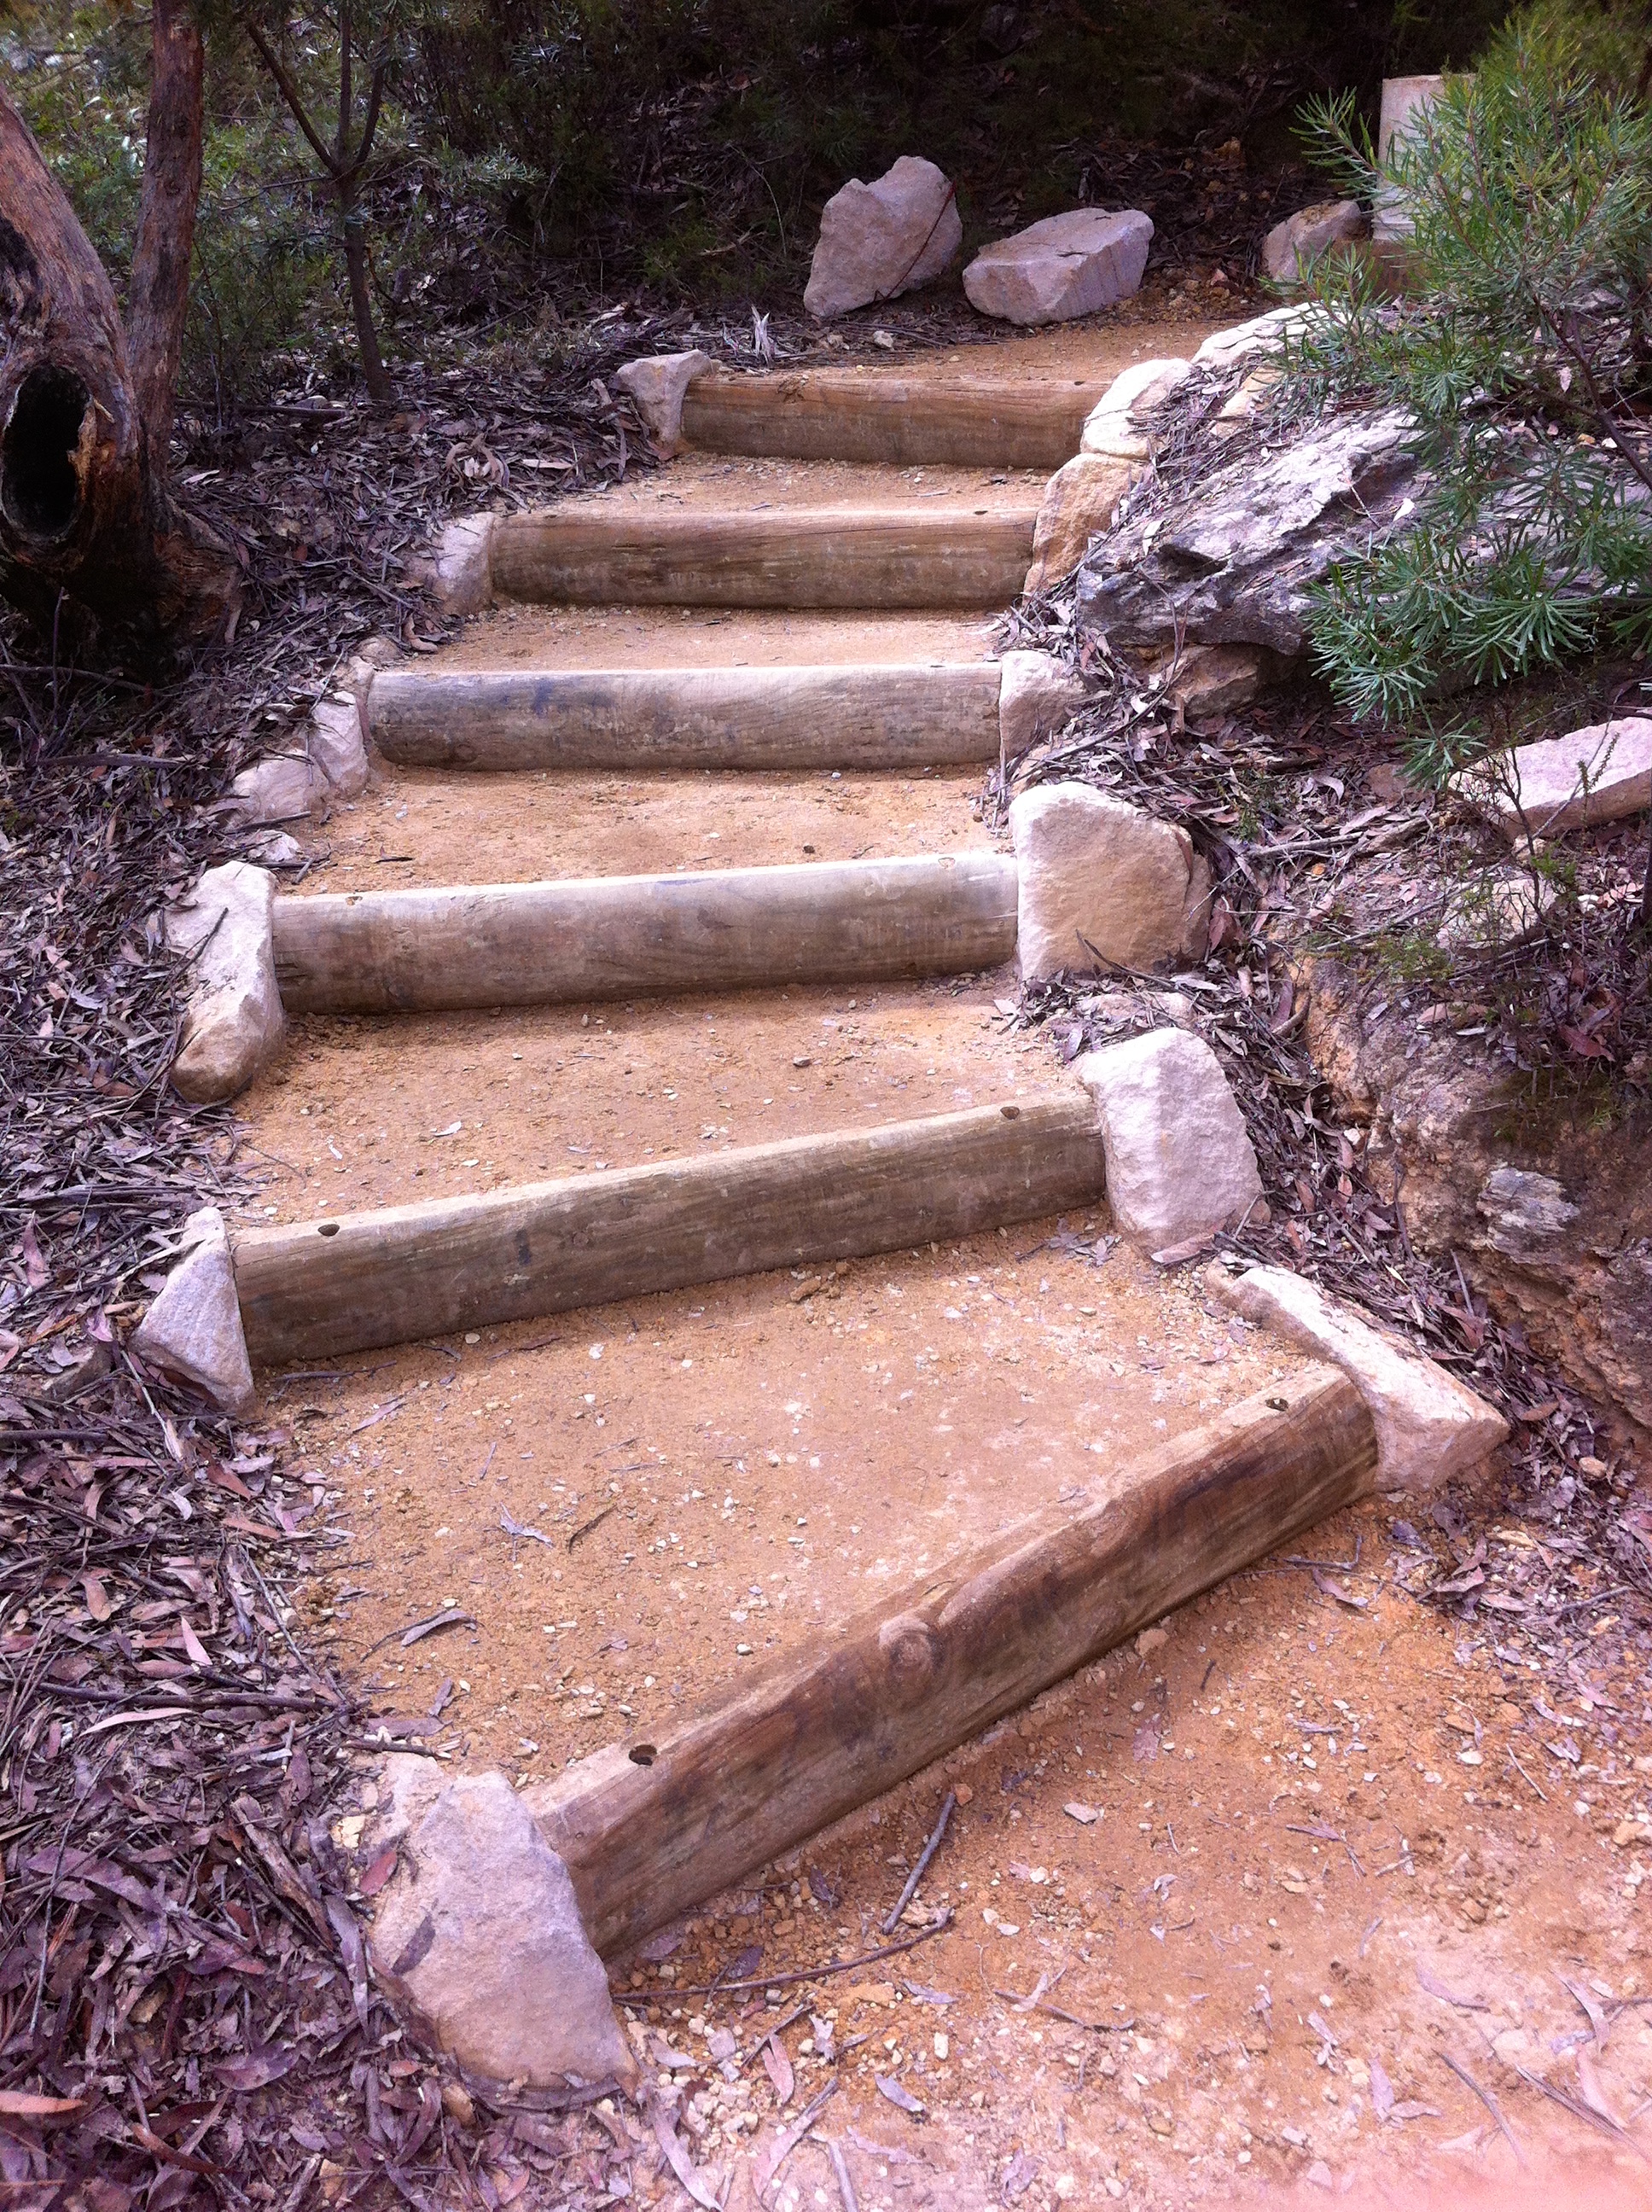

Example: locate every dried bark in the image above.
[0,85,235,641]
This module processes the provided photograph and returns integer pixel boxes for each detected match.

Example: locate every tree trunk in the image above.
[128,0,205,474]
[340,189,392,405]
[0,87,234,642]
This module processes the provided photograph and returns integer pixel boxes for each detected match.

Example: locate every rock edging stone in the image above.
[166,860,284,1103]
[131,1206,255,1415]
[1076,1029,1265,1253]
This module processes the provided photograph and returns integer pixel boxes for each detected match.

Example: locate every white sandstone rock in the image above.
[614,349,713,456]
[166,862,284,1103]
[1192,304,1314,373]
[804,157,963,320]
[1024,454,1135,591]
[1079,357,1190,459]
[221,751,326,828]
[369,1769,638,2093]
[433,513,494,614]
[1076,1031,1265,1252]
[963,208,1153,327]
[1206,1260,1509,1493]
[1262,200,1367,284]
[998,650,1087,756]
[308,696,369,797]
[1010,781,1211,979]
[1465,717,1652,839]
[131,1207,254,1415]
[1374,75,1445,249]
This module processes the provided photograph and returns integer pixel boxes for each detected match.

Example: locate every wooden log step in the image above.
[679,370,1100,469]
[272,853,1018,1014]
[233,1093,1107,1366]
[365,662,1004,771]
[489,506,1038,609]
[529,1365,1378,1955]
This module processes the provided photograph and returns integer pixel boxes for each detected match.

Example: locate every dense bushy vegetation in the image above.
[1,0,1507,408]
[1298,4,1652,738]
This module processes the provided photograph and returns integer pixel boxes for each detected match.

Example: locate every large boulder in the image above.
[1077,408,1419,661]
[368,1767,638,2093]
[804,157,962,320]
[963,208,1152,326]
[166,862,284,1103]
[1262,201,1367,284]
[1011,781,1210,979]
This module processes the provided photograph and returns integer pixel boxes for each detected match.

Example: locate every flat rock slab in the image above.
[166,862,284,1103]
[1010,781,1210,979]
[1077,1030,1264,1253]
[131,1207,255,1415]
[964,209,1152,327]
[805,156,962,319]
[369,1766,637,2093]
[1078,408,1419,659]
[1468,717,1652,838]
[1192,305,1316,374]
[1207,1260,1509,1493]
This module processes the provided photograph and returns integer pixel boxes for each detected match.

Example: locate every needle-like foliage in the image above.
[1290,6,1652,725]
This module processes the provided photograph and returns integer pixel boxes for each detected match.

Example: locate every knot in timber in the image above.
[877,1610,942,1692]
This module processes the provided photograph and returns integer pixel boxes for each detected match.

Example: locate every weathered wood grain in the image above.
[679,370,1099,469]
[364,662,1004,771]
[234,1093,1105,1365]
[489,507,1038,608]
[272,853,1019,1013]
[529,1365,1378,1954]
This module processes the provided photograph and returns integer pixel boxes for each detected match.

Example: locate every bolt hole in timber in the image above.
[627,1744,656,1767]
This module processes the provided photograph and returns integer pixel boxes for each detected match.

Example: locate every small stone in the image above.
[1163,643,1270,725]
[1024,454,1136,592]
[369,1769,637,2093]
[433,514,493,614]
[963,208,1153,327]
[614,350,714,457]
[1077,1031,1264,1251]
[997,650,1087,755]
[1263,201,1367,284]
[308,696,369,797]
[1205,1261,1509,1493]
[1079,358,1190,461]
[1010,781,1211,980]
[1435,868,1556,952]
[1135,1627,1168,1656]
[220,751,326,828]
[131,1207,255,1416]
[439,2081,475,2128]
[166,862,284,1103]
[804,157,962,320]
[1462,717,1652,839]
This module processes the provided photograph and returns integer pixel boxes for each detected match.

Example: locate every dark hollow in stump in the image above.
[529,1366,1378,1955]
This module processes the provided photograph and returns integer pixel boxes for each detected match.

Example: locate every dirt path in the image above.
[239,311,1652,2207]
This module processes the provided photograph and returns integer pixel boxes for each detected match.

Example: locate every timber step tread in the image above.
[364,661,1004,771]
[271,852,1019,1013]
[232,1095,1105,1366]
[491,504,1038,609]
[680,369,1099,469]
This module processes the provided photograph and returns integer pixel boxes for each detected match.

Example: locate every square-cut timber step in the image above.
[365,661,1005,771]
[487,505,1039,609]
[678,370,1102,469]
[271,853,1019,1013]
[233,1095,1108,1365]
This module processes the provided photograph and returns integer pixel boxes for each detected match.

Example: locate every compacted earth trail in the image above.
[225,316,1652,2208]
